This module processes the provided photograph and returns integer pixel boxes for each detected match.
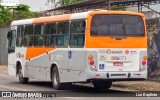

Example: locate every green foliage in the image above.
[0,4,41,25]
[0,6,13,25]
[62,0,86,5]
[33,12,42,18]
[47,0,86,7]
[14,4,35,20]
[15,4,30,11]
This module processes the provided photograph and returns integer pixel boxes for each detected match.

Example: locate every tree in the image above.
[0,5,13,25]
[0,4,41,25]
[14,4,36,20]
[46,0,86,8]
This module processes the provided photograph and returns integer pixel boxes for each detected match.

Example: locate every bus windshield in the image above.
[91,14,145,36]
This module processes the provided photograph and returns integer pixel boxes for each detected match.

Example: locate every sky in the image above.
[19,0,50,11]
[19,0,160,12]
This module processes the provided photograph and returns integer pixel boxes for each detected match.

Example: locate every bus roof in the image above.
[32,12,89,24]
[11,18,35,26]
[11,10,144,26]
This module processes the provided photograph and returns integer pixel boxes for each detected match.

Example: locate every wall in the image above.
[0,26,9,65]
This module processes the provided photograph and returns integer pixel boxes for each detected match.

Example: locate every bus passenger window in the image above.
[24,25,33,35]
[16,26,24,47]
[50,36,56,46]
[57,22,69,48]
[57,36,64,46]
[24,25,34,46]
[34,24,44,47]
[44,23,56,47]
[28,36,34,46]
[70,20,85,48]
[34,36,43,46]
[22,37,28,46]
[45,23,56,35]
[34,24,44,35]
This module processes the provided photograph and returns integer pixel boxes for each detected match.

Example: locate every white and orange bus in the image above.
[7,10,147,90]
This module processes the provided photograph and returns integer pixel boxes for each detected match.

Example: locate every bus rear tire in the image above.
[51,67,64,90]
[18,65,29,84]
[92,80,112,89]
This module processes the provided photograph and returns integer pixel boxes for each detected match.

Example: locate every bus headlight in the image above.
[143,56,147,60]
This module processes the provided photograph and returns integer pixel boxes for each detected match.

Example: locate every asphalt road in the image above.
[0,74,159,100]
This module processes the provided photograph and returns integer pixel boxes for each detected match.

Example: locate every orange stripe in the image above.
[85,37,147,48]
[26,47,55,60]
[33,14,72,24]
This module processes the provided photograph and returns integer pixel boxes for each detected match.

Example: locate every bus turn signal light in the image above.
[143,56,147,60]
[88,55,93,60]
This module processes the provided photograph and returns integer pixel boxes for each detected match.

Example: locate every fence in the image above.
[0,26,9,65]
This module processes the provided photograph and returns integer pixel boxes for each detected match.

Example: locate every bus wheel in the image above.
[18,65,29,84]
[92,80,112,89]
[51,67,64,90]
[105,80,112,89]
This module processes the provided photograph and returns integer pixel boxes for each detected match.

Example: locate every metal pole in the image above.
[141,4,142,12]
[108,0,111,10]
[138,2,140,12]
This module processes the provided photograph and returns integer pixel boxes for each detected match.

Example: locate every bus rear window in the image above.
[91,14,145,36]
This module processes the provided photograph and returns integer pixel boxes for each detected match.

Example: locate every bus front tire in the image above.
[18,66,29,84]
[92,80,112,89]
[51,67,64,90]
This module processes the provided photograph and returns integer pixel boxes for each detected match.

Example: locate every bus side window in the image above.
[16,26,24,47]
[70,20,85,48]
[57,22,69,48]
[44,23,56,47]
[34,24,44,47]
[24,25,34,47]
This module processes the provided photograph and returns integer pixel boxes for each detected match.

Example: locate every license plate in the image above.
[113,62,123,66]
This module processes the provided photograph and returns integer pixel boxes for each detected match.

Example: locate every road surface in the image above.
[0,74,159,100]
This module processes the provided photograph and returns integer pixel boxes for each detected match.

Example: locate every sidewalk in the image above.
[0,65,8,75]
[113,80,160,91]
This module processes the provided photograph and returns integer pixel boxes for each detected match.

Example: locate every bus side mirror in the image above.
[7,31,11,39]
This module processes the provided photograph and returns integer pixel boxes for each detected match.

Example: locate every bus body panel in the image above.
[21,48,86,82]
[8,53,16,75]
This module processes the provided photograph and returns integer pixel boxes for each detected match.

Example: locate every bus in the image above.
[7,10,147,90]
